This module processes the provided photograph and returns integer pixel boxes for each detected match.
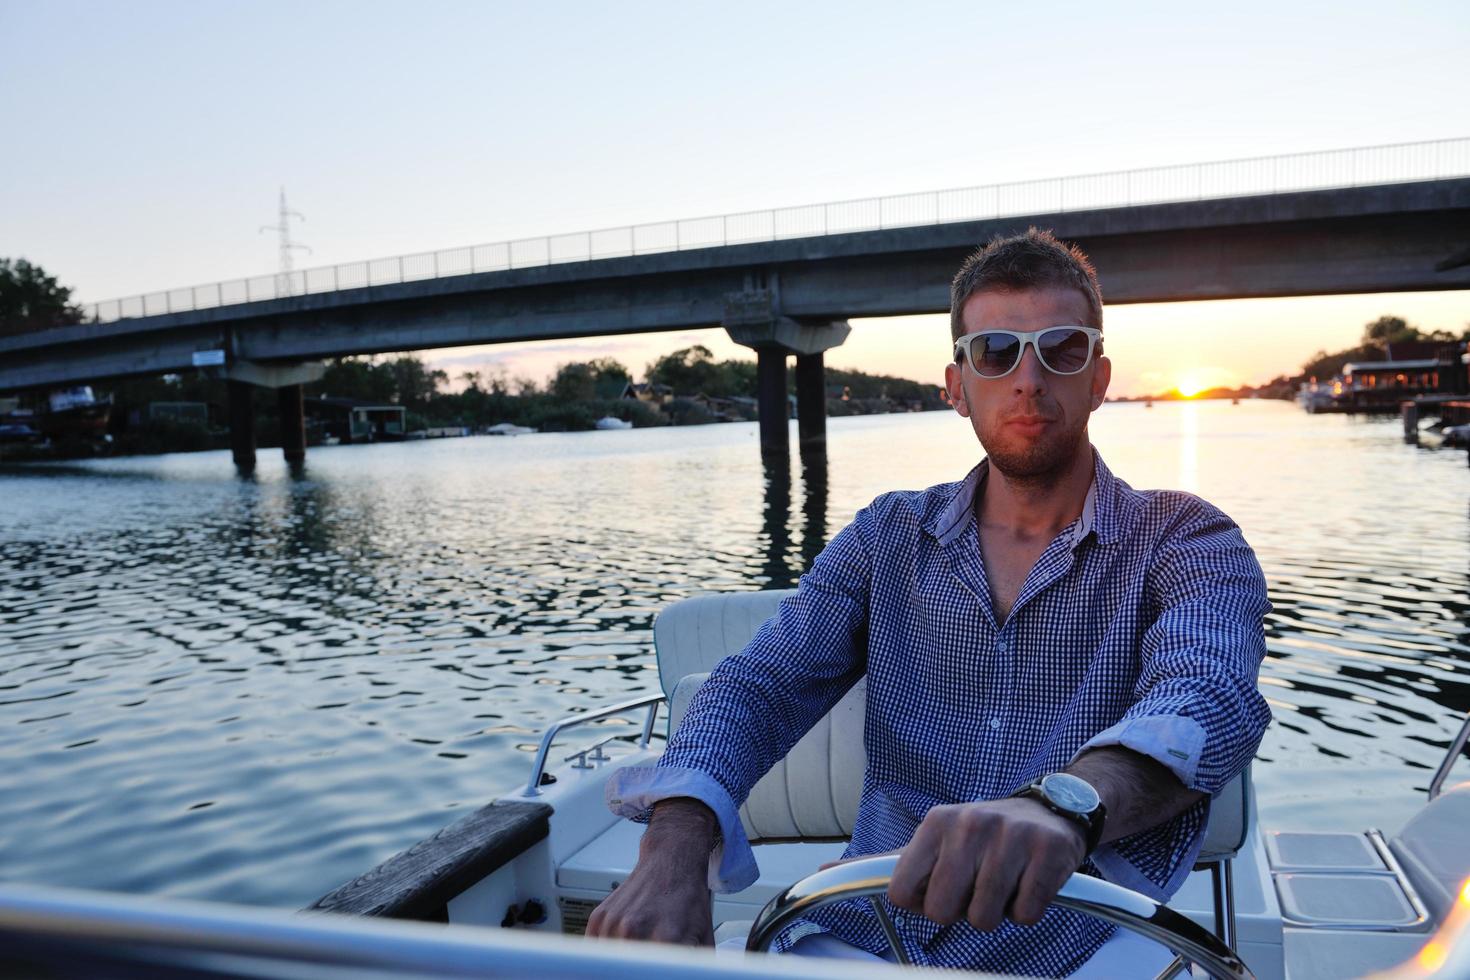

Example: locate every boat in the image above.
[1294,383,1339,415]
[37,385,111,441]
[594,416,633,430]
[3,590,1468,978]
[0,420,40,443]
[484,422,538,436]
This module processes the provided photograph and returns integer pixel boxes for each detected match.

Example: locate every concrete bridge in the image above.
[5,140,1468,467]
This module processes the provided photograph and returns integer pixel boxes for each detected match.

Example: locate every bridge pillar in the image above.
[795,352,827,449]
[756,349,790,458]
[227,381,256,473]
[724,288,851,459]
[216,361,324,471]
[278,384,306,465]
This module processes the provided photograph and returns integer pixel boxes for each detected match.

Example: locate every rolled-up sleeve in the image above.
[1073,499,1272,896]
[604,511,873,892]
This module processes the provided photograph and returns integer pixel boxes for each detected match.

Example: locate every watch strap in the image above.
[1010,778,1107,856]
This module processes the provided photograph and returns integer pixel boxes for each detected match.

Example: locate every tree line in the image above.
[1298,315,1470,383]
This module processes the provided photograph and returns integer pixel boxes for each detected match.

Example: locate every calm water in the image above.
[2,402,1467,909]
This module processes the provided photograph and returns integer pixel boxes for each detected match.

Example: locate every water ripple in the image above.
[0,403,1466,906]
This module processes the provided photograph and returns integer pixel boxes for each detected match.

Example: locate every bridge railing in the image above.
[82,137,1470,324]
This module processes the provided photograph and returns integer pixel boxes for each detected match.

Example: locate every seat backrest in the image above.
[655,591,1257,854]
[1198,767,1253,864]
[669,672,865,841]
[655,590,864,842]
[653,591,793,698]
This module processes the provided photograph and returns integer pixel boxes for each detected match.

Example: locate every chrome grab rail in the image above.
[745,854,1256,980]
[521,693,663,797]
[1428,710,1470,800]
[2,881,888,980]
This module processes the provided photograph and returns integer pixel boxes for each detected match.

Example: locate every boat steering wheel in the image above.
[744,854,1255,980]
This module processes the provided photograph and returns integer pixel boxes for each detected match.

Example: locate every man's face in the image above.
[944,286,1110,482]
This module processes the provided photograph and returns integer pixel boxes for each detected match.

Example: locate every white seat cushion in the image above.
[670,671,865,841]
[654,591,793,698]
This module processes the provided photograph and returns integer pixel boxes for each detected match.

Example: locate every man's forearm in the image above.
[642,798,719,867]
[1067,746,1204,843]
[586,797,718,944]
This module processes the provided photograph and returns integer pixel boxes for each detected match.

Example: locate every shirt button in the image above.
[996,639,1008,652]
[989,718,1002,730]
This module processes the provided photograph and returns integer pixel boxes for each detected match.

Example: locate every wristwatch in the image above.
[1010,772,1107,857]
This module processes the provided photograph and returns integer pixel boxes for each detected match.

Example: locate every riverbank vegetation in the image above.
[5,342,948,460]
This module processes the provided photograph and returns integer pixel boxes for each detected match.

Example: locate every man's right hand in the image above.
[585,798,717,946]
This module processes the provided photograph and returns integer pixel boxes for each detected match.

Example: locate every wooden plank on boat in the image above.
[306,800,553,921]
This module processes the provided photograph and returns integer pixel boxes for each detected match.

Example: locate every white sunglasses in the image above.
[953,326,1103,378]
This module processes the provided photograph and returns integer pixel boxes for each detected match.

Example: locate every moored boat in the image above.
[37,386,111,441]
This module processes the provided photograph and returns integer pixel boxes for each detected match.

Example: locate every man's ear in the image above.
[944,361,970,417]
[1090,356,1112,411]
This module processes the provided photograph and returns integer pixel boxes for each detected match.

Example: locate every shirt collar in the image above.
[924,449,1118,549]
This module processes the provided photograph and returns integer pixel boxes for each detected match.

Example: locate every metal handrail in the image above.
[78,136,1470,324]
[520,693,663,798]
[0,881,902,980]
[1429,710,1470,800]
[744,854,1256,980]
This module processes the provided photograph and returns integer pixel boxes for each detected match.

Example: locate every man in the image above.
[588,229,1271,976]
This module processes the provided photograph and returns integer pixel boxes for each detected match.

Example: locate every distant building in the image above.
[622,382,674,405]
[306,396,406,443]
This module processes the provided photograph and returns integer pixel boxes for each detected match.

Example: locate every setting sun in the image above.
[1169,367,1240,399]
[1176,376,1206,398]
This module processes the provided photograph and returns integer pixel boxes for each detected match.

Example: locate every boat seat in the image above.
[656,590,1250,860]
[1387,779,1470,923]
[668,671,864,841]
[658,589,866,842]
[1198,764,1251,864]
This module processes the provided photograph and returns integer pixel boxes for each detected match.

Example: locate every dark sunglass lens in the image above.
[973,334,1020,376]
[1038,329,1091,373]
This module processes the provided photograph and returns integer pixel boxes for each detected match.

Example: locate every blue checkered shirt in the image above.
[609,451,1271,975]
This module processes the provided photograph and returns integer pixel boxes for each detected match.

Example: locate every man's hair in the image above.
[949,228,1104,341]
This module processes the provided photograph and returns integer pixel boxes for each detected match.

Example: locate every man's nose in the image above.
[1011,345,1049,395]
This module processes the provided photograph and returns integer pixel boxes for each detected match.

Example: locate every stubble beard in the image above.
[979,416,1090,492]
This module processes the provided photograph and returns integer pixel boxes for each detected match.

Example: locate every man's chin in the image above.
[981,433,1086,482]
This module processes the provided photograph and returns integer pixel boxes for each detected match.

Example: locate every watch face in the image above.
[1041,773,1100,814]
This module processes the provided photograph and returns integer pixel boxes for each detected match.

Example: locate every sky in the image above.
[2,1,1467,396]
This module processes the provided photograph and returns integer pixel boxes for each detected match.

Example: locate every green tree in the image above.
[385,356,447,411]
[550,361,597,402]
[314,357,397,403]
[646,346,756,398]
[0,258,84,336]
[585,357,632,399]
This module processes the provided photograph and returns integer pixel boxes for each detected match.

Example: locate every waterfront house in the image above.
[305,396,407,443]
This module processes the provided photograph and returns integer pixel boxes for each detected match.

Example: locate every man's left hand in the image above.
[887,797,1086,931]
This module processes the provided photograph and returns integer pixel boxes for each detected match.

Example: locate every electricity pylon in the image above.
[259,187,311,297]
